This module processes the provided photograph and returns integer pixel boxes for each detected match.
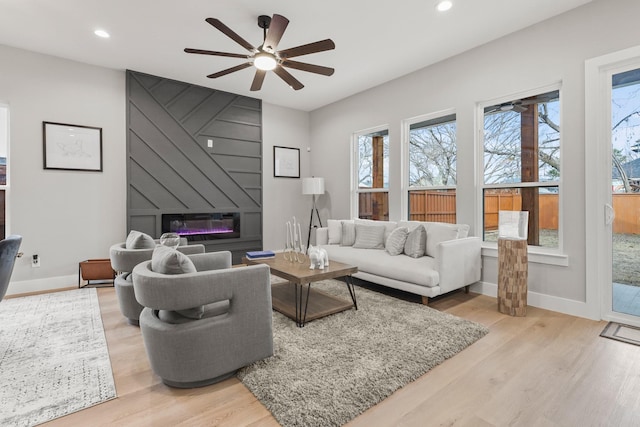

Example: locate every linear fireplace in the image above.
[162,212,240,242]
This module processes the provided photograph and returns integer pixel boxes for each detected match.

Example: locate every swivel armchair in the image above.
[0,235,22,301]
[132,250,273,388]
[109,234,204,325]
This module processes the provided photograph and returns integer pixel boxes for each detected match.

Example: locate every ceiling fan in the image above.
[485,100,534,114]
[484,91,560,114]
[184,14,335,91]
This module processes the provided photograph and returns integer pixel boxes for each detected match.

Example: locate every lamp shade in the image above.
[302,177,325,195]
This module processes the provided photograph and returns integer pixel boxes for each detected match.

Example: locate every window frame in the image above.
[401,108,457,221]
[476,84,568,266]
[351,124,390,219]
[0,103,9,239]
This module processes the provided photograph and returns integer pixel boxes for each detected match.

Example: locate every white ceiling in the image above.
[0,0,594,111]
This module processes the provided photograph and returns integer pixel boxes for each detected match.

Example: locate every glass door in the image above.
[611,67,640,319]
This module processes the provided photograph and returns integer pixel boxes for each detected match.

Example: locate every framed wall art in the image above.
[43,121,103,172]
[273,146,300,178]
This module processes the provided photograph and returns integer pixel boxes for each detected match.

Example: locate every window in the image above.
[354,128,389,220]
[407,112,457,223]
[0,104,7,240]
[482,89,561,248]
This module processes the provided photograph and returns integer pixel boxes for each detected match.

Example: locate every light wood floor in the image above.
[40,287,640,427]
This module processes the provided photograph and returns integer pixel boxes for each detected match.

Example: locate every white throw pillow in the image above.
[327,219,342,244]
[353,224,386,249]
[425,223,459,257]
[404,225,426,258]
[385,227,409,256]
[354,219,397,242]
[340,221,356,246]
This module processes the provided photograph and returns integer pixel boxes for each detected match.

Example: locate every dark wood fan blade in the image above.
[263,14,289,51]
[278,39,335,59]
[184,48,248,59]
[273,66,304,90]
[250,70,267,91]
[205,18,255,52]
[207,62,252,79]
[281,60,334,76]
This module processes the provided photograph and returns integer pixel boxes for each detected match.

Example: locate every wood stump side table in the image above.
[497,238,528,316]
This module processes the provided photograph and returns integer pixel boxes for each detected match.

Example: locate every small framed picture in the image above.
[273,146,300,178]
[43,121,103,172]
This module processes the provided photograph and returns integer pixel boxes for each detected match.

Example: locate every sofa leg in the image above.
[464,285,470,294]
[421,296,429,306]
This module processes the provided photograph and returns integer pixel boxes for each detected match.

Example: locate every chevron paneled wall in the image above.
[126,70,262,262]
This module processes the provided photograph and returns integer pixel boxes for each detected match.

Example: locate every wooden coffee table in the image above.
[243,252,358,327]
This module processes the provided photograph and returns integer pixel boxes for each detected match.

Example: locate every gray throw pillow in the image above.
[125,230,156,249]
[151,245,197,275]
[385,227,409,256]
[353,224,386,249]
[340,221,356,246]
[151,246,202,319]
[404,225,426,258]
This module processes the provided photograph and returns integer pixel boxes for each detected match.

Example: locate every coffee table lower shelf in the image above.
[271,282,355,326]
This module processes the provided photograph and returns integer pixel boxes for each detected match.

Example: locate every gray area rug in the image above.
[0,288,116,426]
[238,279,489,427]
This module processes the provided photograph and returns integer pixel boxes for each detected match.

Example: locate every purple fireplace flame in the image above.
[162,213,240,242]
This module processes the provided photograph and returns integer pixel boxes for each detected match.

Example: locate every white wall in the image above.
[0,45,127,295]
[308,0,640,317]
[0,45,309,295]
[262,103,311,251]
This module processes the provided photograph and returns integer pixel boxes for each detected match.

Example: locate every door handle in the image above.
[605,203,615,225]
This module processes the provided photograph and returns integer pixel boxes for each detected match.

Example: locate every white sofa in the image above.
[316,219,481,304]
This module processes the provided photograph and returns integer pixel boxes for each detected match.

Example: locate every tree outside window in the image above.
[408,114,457,223]
[482,90,561,248]
[356,130,389,220]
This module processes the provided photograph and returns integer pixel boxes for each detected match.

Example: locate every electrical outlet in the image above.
[32,254,41,268]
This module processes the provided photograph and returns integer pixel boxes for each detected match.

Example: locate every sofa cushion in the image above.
[404,225,426,258]
[353,223,386,249]
[354,219,397,242]
[321,245,439,288]
[340,221,356,246]
[125,230,156,249]
[425,223,460,258]
[158,300,229,324]
[327,219,342,244]
[399,221,470,238]
[151,245,197,275]
[385,227,409,256]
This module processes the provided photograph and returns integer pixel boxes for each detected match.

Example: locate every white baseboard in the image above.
[470,281,597,320]
[6,275,77,297]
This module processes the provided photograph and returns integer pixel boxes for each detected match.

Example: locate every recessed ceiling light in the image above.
[436,1,453,12]
[94,29,110,38]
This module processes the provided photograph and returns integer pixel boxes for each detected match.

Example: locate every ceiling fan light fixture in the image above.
[254,52,277,71]
[436,1,453,12]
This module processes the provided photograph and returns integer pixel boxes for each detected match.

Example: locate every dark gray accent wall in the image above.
[126,70,262,262]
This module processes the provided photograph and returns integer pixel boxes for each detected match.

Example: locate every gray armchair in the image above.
[132,251,273,388]
[0,235,22,301]
[109,240,204,325]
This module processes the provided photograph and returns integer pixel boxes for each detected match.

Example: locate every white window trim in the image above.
[475,82,568,266]
[585,44,640,324]
[401,108,456,220]
[351,124,390,219]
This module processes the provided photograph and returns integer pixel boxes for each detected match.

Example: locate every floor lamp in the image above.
[303,177,325,247]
